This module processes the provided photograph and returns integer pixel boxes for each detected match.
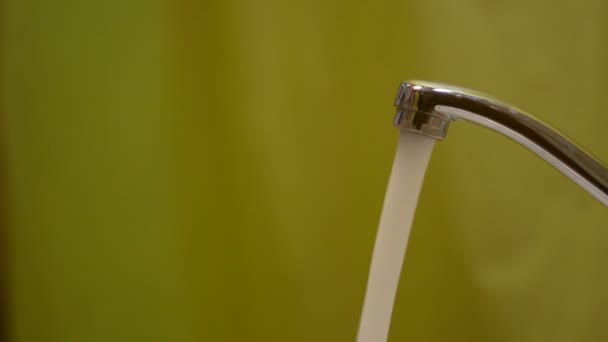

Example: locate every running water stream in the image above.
[357,131,436,342]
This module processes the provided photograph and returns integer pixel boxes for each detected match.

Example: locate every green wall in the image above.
[2,0,607,341]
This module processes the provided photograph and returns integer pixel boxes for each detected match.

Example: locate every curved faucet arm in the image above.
[393,80,608,207]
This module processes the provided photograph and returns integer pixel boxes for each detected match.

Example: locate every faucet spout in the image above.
[394,80,608,206]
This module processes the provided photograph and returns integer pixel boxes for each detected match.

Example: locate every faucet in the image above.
[393,81,608,206]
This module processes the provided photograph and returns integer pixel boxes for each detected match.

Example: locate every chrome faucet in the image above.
[394,81,608,206]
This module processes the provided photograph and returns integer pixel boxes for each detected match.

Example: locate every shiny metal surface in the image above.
[394,80,608,207]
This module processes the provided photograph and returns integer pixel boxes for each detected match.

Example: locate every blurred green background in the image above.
[2,0,608,341]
